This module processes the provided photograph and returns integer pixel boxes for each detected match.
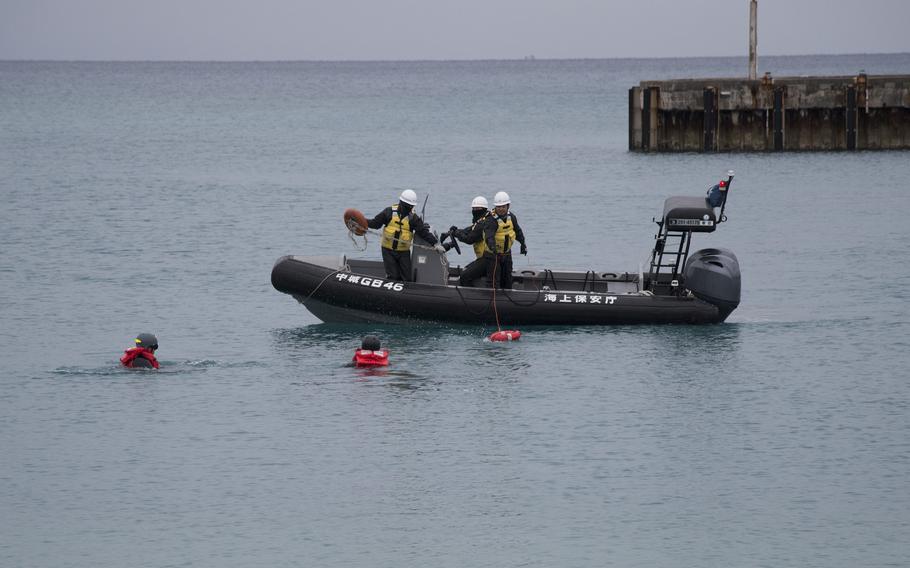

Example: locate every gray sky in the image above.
[1,0,908,61]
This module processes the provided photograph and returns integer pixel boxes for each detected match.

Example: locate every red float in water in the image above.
[489,330,521,342]
[353,349,389,366]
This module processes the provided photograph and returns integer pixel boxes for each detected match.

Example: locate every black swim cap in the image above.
[135,333,158,350]
[361,335,381,350]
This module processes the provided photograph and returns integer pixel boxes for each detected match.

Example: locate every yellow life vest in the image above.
[472,213,490,258]
[493,214,516,254]
[380,205,413,252]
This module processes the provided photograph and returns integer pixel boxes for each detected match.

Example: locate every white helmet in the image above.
[399,189,418,206]
[493,191,511,206]
[471,196,488,209]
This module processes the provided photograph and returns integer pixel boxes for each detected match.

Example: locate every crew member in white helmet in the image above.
[368,189,443,282]
[482,191,527,289]
[447,195,492,287]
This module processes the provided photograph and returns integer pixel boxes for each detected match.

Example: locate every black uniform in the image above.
[368,203,438,282]
[451,211,491,287]
[482,211,526,289]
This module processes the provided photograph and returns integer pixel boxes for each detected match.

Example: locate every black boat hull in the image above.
[271,256,731,325]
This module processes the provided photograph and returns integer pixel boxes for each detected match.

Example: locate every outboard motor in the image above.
[684,248,741,318]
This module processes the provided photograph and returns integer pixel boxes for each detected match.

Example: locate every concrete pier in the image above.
[629,74,910,152]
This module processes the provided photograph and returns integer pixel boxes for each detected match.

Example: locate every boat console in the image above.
[646,170,740,310]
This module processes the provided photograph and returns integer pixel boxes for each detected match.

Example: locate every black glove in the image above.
[443,242,454,251]
[520,243,528,255]
[449,225,459,234]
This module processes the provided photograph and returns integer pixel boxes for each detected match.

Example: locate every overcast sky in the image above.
[1,0,908,61]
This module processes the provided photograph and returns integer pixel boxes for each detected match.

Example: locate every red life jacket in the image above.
[353,349,389,367]
[120,347,160,369]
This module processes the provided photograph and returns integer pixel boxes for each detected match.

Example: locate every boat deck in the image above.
[347,257,644,294]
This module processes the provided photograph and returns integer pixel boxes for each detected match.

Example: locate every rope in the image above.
[453,285,494,316]
[491,257,502,332]
[346,219,370,251]
[499,286,542,307]
[300,268,343,305]
[582,270,593,292]
[347,221,440,252]
[542,269,557,291]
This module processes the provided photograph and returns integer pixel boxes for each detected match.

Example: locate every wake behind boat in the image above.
[271,173,741,325]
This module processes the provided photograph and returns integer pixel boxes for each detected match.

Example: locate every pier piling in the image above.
[628,74,910,152]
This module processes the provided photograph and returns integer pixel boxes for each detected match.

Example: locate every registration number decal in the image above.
[335,273,404,292]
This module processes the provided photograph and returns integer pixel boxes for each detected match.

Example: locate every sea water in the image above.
[2,55,910,567]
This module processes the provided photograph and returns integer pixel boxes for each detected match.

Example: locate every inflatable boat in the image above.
[271,174,741,325]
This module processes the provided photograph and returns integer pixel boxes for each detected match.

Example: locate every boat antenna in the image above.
[420,193,429,220]
[717,170,735,223]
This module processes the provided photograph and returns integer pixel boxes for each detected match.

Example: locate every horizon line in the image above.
[1,51,908,64]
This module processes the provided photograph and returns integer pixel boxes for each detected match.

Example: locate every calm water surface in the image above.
[2,55,910,567]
